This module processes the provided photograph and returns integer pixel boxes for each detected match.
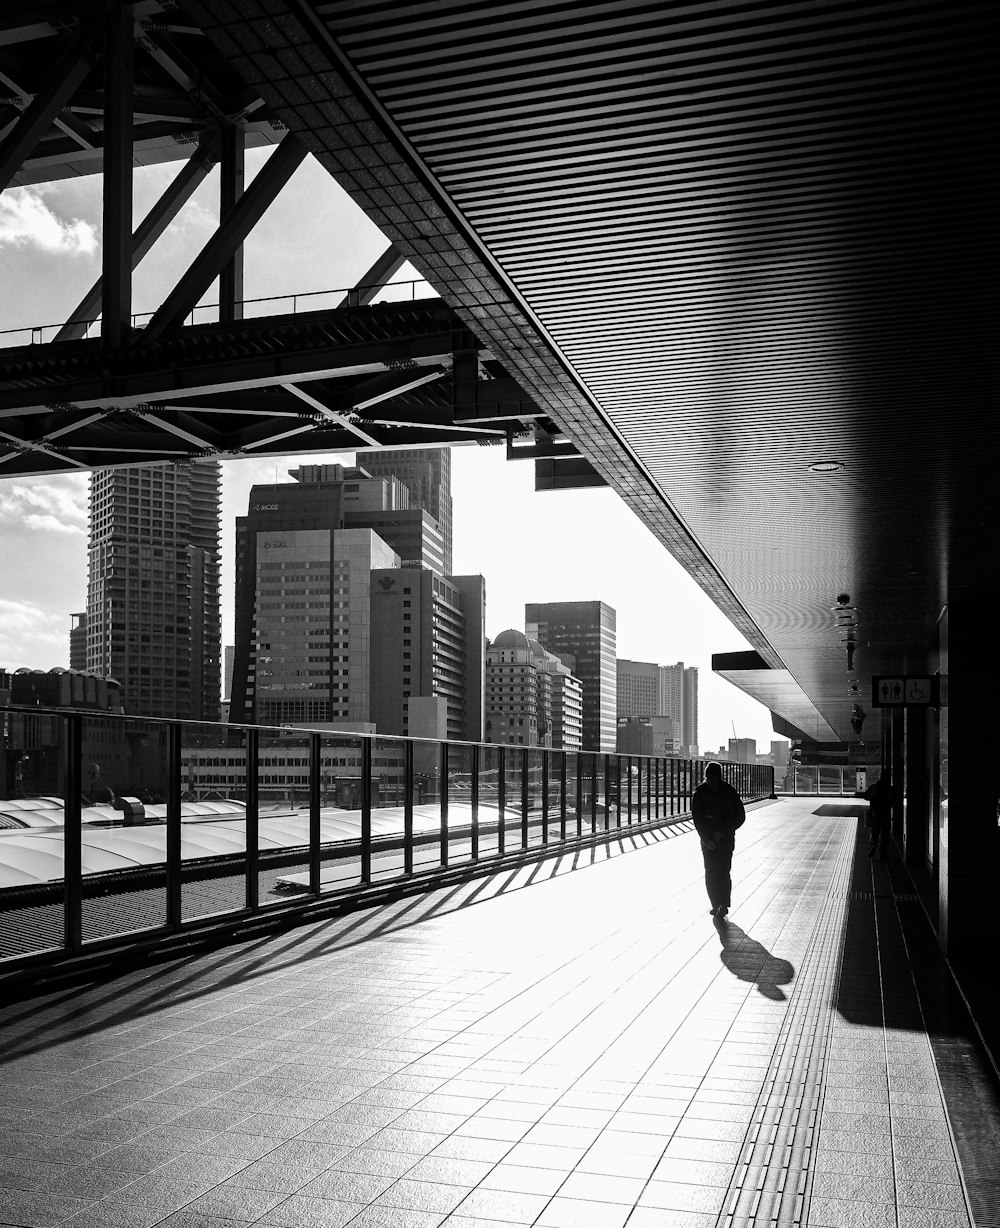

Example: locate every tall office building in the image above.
[69,613,87,671]
[525,600,616,752]
[86,462,221,721]
[729,737,756,763]
[617,658,660,718]
[356,448,453,574]
[232,465,482,737]
[659,662,699,756]
[484,630,582,750]
[370,570,484,742]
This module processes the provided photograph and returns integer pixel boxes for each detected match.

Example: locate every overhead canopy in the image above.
[2,1,994,744]
[712,651,839,743]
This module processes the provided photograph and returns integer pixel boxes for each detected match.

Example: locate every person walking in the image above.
[863,773,892,860]
[692,761,746,919]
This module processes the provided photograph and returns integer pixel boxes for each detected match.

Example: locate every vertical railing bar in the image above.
[403,739,414,875]
[64,713,82,954]
[245,726,259,911]
[440,741,449,869]
[361,738,372,884]
[646,756,651,822]
[497,746,506,857]
[308,733,321,896]
[603,754,611,832]
[166,723,182,930]
[520,746,529,850]
[560,752,568,842]
[590,753,598,834]
[471,743,480,862]
[541,749,549,847]
[627,757,634,826]
[575,753,583,838]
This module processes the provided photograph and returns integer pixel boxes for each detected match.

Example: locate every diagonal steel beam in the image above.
[0,20,102,193]
[350,367,445,410]
[0,67,97,151]
[0,426,89,468]
[281,383,380,446]
[343,244,407,307]
[101,3,134,348]
[132,409,219,451]
[56,136,220,342]
[239,421,318,451]
[138,135,307,346]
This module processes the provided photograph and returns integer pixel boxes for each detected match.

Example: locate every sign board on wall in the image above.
[870,675,940,708]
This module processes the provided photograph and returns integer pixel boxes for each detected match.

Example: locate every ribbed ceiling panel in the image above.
[186,0,996,738]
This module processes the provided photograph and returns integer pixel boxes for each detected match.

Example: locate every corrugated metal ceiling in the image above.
[112,3,1000,736]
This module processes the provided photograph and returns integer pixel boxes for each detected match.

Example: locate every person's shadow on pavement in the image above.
[714,918,795,1001]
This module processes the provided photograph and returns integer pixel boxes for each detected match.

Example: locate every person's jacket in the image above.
[864,777,891,822]
[692,780,746,851]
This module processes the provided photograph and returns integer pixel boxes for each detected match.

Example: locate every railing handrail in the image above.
[0,278,437,346]
[0,701,776,978]
[1,703,760,767]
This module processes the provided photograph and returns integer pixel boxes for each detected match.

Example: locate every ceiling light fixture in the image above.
[810,460,844,473]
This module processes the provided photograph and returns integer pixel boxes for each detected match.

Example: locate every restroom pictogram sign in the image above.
[871,676,939,707]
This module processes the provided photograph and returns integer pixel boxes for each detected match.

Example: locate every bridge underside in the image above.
[0,300,558,475]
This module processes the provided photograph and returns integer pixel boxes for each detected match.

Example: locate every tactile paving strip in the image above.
[718,825,855,1227]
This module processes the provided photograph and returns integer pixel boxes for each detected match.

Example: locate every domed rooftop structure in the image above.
[491,629,531,649]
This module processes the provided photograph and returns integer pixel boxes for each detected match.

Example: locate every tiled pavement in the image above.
[0,798,986,1228]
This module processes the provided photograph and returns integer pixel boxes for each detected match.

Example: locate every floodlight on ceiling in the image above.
[809,460,845,473]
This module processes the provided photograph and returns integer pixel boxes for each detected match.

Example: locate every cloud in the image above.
[0,478,88,535]
[0,186,97,255]
[0,597,66,665]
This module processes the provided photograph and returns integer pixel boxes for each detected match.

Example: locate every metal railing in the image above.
[0,706,774,973]
[0,279,438,348]
[778,765,872,795]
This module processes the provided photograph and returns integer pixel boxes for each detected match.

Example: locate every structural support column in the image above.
[219,123,245,321]
[904,707,930,870]
[889,708,905,848]
[936,594,1000,957]
[102,4,134,348]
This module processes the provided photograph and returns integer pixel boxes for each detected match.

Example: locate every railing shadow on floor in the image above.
[0,818,706,1061]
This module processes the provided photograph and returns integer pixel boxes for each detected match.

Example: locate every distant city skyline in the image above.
[0,154,786,754]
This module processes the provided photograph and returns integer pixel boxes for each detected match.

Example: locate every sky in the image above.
[0,151,782,755]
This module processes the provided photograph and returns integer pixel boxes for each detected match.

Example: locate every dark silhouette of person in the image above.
[692,761,746,918]
[864,773,892,859]
[714,919,795,1000]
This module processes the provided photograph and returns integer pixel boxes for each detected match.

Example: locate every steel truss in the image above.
[0,2,578,477]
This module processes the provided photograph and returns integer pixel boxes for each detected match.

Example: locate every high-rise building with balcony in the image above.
[659,662,699,756]
[355,448,453,574]
[86,462,221,721]
[525,601,616,752]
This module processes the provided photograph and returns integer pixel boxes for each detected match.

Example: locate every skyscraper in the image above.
[617,658,660,718]
[86,462,221,720]
[69,613,87,672]
[231,467,398,728]
[369,570,484,742]
[356,448,453,574]
[525,601,616,751]
[659,662,699,756]
[231,465,483,738]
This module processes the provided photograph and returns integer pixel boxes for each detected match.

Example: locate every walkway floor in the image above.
[0,798,994,1228]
